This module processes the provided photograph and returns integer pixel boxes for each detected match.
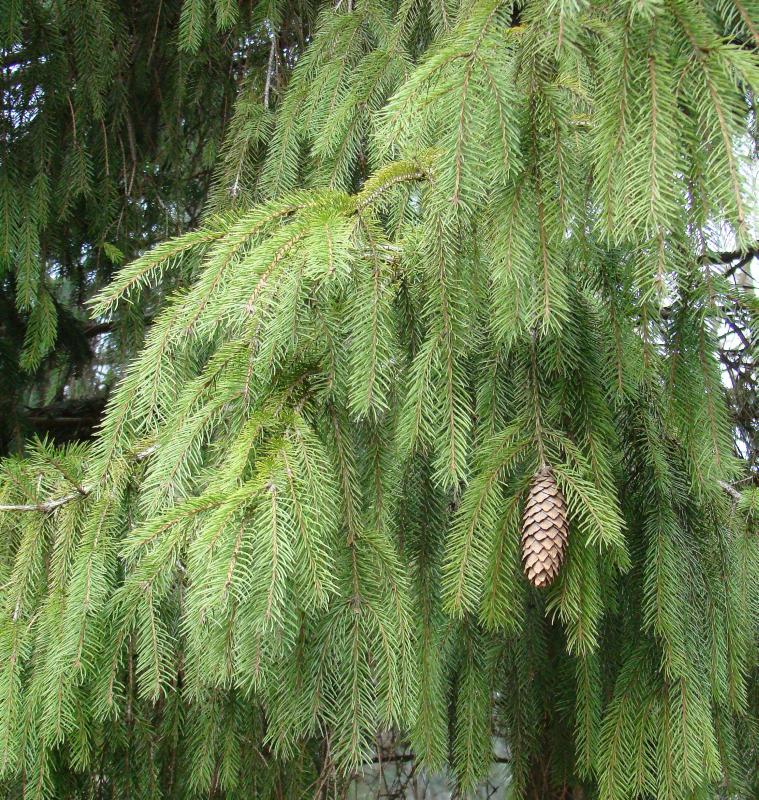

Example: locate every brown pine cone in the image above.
[521,466,568,588]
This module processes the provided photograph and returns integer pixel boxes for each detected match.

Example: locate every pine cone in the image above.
[521,466,568,588]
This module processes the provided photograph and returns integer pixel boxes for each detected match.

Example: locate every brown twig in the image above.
[0,445,156,513]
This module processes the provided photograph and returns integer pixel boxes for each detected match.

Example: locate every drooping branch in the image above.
[0,446,746,513]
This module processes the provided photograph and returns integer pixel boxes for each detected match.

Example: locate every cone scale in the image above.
[521,466,568,588]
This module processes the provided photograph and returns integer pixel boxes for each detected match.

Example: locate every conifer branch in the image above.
[0,446,156,513]
[718,480,742,502]
[1,2,757,796]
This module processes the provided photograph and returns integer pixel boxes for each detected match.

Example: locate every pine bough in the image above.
[1,0,758,797]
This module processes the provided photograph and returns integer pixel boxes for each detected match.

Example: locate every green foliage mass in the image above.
[0,0,315,450]
[0,0,758,797]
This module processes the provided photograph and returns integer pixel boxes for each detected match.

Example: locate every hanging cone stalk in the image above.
[521,465,568,588]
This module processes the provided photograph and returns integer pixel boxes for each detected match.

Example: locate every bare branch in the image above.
[700,242,759,269]
[718,480,742,502]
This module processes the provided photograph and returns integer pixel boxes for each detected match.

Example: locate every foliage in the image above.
[0,0,758,797]
[0,0,315,451]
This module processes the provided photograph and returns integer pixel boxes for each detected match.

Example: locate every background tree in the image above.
[0,0,758,798]
[0,0,315,451]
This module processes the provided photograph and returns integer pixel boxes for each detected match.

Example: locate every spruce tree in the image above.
[0,0,758,798]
